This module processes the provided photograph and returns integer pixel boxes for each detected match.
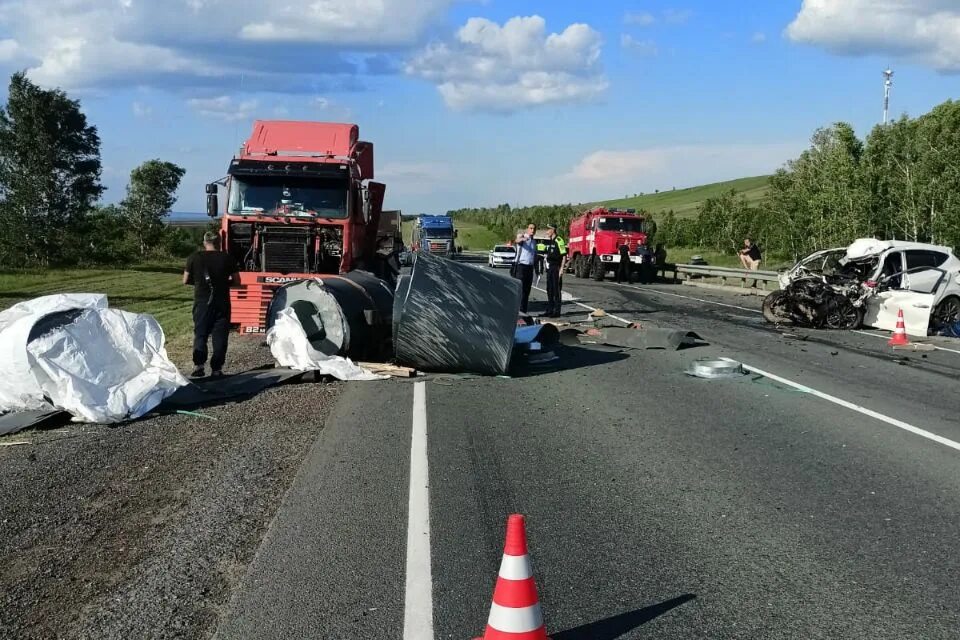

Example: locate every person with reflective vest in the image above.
[539,224,567,317]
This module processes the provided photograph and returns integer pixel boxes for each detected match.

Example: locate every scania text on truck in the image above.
[567,208,651,281]
[205,120,387,334]
[412,215,457,258]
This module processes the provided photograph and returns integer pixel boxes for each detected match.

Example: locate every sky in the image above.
[0,0,957,214]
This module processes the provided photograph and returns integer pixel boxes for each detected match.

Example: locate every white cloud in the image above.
[663,9,694,25]
[406,15,607,111]
[0,38,20,61]
[379,161,455,195]
[0,0,454,91]
[187,96,259,122]
[787,0,960,72]
[621,35,658,57]
[532,142,803,204]
[752,32,767,44]
[132,101,152,118]
[624,12,655,27]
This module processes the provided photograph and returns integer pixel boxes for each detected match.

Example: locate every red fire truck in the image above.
[567,207,651,281]
[205,120,386,333]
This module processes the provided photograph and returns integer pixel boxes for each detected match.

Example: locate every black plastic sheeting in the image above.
[267,272,394,361]
[394,252,521,375]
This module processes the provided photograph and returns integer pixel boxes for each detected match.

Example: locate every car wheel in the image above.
[824,297,863,330]
[762,291,792,325]
[933,295,960,328]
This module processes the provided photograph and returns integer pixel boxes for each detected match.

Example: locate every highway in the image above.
[216,270,960,639]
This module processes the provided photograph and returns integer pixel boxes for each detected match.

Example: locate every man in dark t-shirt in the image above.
[183,232,239,378]
[739,238,762,270]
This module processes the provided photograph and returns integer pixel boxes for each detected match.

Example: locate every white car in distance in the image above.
[488,244,516,268]
[780,239,960,336]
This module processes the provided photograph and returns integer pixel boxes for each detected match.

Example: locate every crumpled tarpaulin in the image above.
[266,307,387,381]
[0,294,188,425]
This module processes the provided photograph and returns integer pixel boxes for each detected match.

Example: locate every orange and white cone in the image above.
[474,514,550,640]
[889,309,910,346]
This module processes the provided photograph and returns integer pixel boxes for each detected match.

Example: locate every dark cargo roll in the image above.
[393,252,521,375]
[267,271,394,361]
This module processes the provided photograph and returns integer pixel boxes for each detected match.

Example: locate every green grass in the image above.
[0,262,196,355]
[664,247,793,270]
[600,175,771,219]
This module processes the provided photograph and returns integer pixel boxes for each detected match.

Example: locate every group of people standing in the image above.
[512,223,567,317]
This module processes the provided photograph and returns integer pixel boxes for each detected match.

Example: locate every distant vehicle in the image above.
[779,239,960,335]
[488,244,516,268]
[566,207,651,281]
[412,215,457,258]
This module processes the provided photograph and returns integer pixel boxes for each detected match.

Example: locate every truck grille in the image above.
[428,241,447,253]
[261,228,311,273]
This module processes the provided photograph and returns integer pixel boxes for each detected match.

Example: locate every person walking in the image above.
[183,231,240,378]
[541,223,567,317]
[512,223,537,313]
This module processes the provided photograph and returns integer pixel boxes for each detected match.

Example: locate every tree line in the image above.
[454,99,960,262]
[0,72,194,268]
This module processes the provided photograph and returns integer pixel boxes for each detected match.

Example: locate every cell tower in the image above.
[882,68,894,125]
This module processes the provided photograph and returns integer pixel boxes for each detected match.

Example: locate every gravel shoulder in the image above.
[0,338,340,639]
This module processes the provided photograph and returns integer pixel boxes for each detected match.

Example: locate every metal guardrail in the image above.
[675,264,781,291]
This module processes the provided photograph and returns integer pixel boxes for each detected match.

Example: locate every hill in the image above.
[600,175,771,218]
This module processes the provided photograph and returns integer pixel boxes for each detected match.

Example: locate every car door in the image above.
[864,257,944,336]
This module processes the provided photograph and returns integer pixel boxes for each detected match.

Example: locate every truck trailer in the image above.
[205,120,388,334]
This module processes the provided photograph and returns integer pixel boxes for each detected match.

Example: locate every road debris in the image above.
[394,252,520,375]
[0,294,187,426]
[686,359,746,379]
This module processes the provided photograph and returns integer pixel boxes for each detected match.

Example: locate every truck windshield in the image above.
[423,228,453,238]
[229,176,348,218]
[598,217,646,233]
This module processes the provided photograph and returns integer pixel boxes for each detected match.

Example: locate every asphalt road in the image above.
[216,270,960,639]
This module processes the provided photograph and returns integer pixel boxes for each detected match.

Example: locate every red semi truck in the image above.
[205,120,387,334]
[567,207,651,281]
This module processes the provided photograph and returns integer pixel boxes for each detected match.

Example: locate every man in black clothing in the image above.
[615,245,633,284]
[183,232,239,378]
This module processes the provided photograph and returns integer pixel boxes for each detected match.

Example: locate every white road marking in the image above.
[852,329,960,356]
[731,358,960,453]
[403,382,433,640]
[532,285,632,325]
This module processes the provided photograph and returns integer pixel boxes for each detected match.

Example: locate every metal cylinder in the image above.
[267,271,394,361]
[393,252,521,375]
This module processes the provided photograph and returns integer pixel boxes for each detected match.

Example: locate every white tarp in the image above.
[0,293,108,412]
[0,294,188,423]
[267,307,386,381]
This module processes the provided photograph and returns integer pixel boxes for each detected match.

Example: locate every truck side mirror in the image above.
[206,193,219,218]
[361,187,371,223]
[454,229,459,238]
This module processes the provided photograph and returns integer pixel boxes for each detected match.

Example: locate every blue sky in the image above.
[0,0,957,213]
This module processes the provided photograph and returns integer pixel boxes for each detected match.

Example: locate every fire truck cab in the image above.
[567,207,651,281]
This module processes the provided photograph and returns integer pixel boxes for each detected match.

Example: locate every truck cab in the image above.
[412,215,457,258]
[567,208,650,281]
[206,120,386,334]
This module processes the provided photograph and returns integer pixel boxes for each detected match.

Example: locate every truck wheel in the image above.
[590,257,605,281]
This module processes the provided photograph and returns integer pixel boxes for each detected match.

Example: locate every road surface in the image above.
[216,272,960,639]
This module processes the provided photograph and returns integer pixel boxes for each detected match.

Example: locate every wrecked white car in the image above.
[778,239,960,336]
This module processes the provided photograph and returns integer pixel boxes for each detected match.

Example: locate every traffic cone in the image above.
[474,514,550,640]
[888,309,910,346]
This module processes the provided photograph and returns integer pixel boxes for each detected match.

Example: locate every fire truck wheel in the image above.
[590,256,605,281]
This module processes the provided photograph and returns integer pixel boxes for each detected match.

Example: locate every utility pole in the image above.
[882,68,894,125]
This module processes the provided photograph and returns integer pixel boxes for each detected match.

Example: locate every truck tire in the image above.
[590,256,605,281]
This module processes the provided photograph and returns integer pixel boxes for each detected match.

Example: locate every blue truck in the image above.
[412,215,457,258]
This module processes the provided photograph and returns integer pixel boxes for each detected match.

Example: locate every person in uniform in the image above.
[541,224,567,317]
[183,232,240,378]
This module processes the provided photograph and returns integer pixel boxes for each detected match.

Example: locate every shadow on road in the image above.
[552,594,697,640]
[509,345,630,378]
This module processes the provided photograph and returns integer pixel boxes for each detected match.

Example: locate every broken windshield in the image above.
[228,176,348,218]
[598,217,646,233]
